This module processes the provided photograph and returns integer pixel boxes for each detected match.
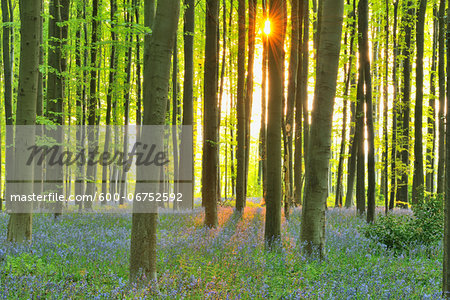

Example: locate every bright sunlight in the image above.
[264,19,271,35]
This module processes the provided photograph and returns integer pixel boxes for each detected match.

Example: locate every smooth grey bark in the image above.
[46,0,70,217]
[202,0,219,227]
[2,0,14,208]
[101,0,117,203]
[300,0,344,256]
[244,0,257,206]
[259,0,267,201]
[179,0,195,210]
[437,0,446,194]
[236,0,246,212]
[7,0,41,242]
[389,0,399,210]
[426,7,438,193]
[412,0,427,204]
[396,1,414,207]
[382,0,389,212]
[336,0,355,208]
[129,0,180,282]
[359,0,375,223]
[265,0,285,246]
[443,1,450,295]
[85,0,100,211]
[284,0,298,217]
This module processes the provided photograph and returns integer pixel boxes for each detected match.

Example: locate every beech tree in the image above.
[236,0,246,212]
[202,0,219,227]
[129,0,180,282]
[300,0,344,256]
[265,0,285,246]
[412,0,427,204]
[7,0,41,242]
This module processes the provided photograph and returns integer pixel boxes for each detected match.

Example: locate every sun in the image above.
[264,19,271,35]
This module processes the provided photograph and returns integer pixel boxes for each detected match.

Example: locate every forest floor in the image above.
[0,207,442,299]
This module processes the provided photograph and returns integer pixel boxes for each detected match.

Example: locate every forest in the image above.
[1,0,450,298]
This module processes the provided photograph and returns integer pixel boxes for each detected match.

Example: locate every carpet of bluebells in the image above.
[0,207,443,299]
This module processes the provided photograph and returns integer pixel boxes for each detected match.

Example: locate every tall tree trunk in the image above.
[396,1,414,207]
[85,0,100,211]
[382,0,389,213]
[284,0,298,218]
[7,0,41,242]
[265,0,285,246]
[202,0,219,227]
[46,0,70,217]
[120,1,133,204]
[75,0,85,211]
[443,1,450,295]
[300,0,344,256]
[217,0,227,204]
[236,0,246,212]
[179,0,195,210]
[412,0,427,204]
[294,0,305,207]
[389,0,399,210]
[355,64,365,215]
[244,0,256,205]
[335,1,355,208]
[33,6,44,206]
[2,0,14,207]
[344,0,357,209]
[259,0,267,202]
[427,7,438,193]
[358,0,375,223]
[437,0,446,194]
[172,39,180,210]
[129,0,179,283]
[102,0,117,204]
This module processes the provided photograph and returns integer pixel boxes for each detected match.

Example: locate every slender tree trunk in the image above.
[382,0,389,213]
[301,0,310,175]
[102,0,117,204]
[356,0,375,223]
[427,7,438,193]
[202,0,219,227]
[437,0,446,194]
[265,0,285,246]
[33,6,44,203]
[355,64,365,215]
[344,0,357,209]
[75,0,85,211]
[179,0,195,210]
[396,1,414,207]
[217,0,228,205]
[236,0,246,212]
[443,1,450,295]
[85,0,100,211]
[172,39,180,210]
[301,0,344,256]
[120,2,133,204]
[335,2,355,208]
[244,0,256,205]
[284,0,298,218]
[46,0,70,217]
[412,0,427,204]
[7,0,41,242]
[294,0,305,207]
[259,0,267,202]
[389,0,399,210]
[2,0,14,207]
[129,0,179,283]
